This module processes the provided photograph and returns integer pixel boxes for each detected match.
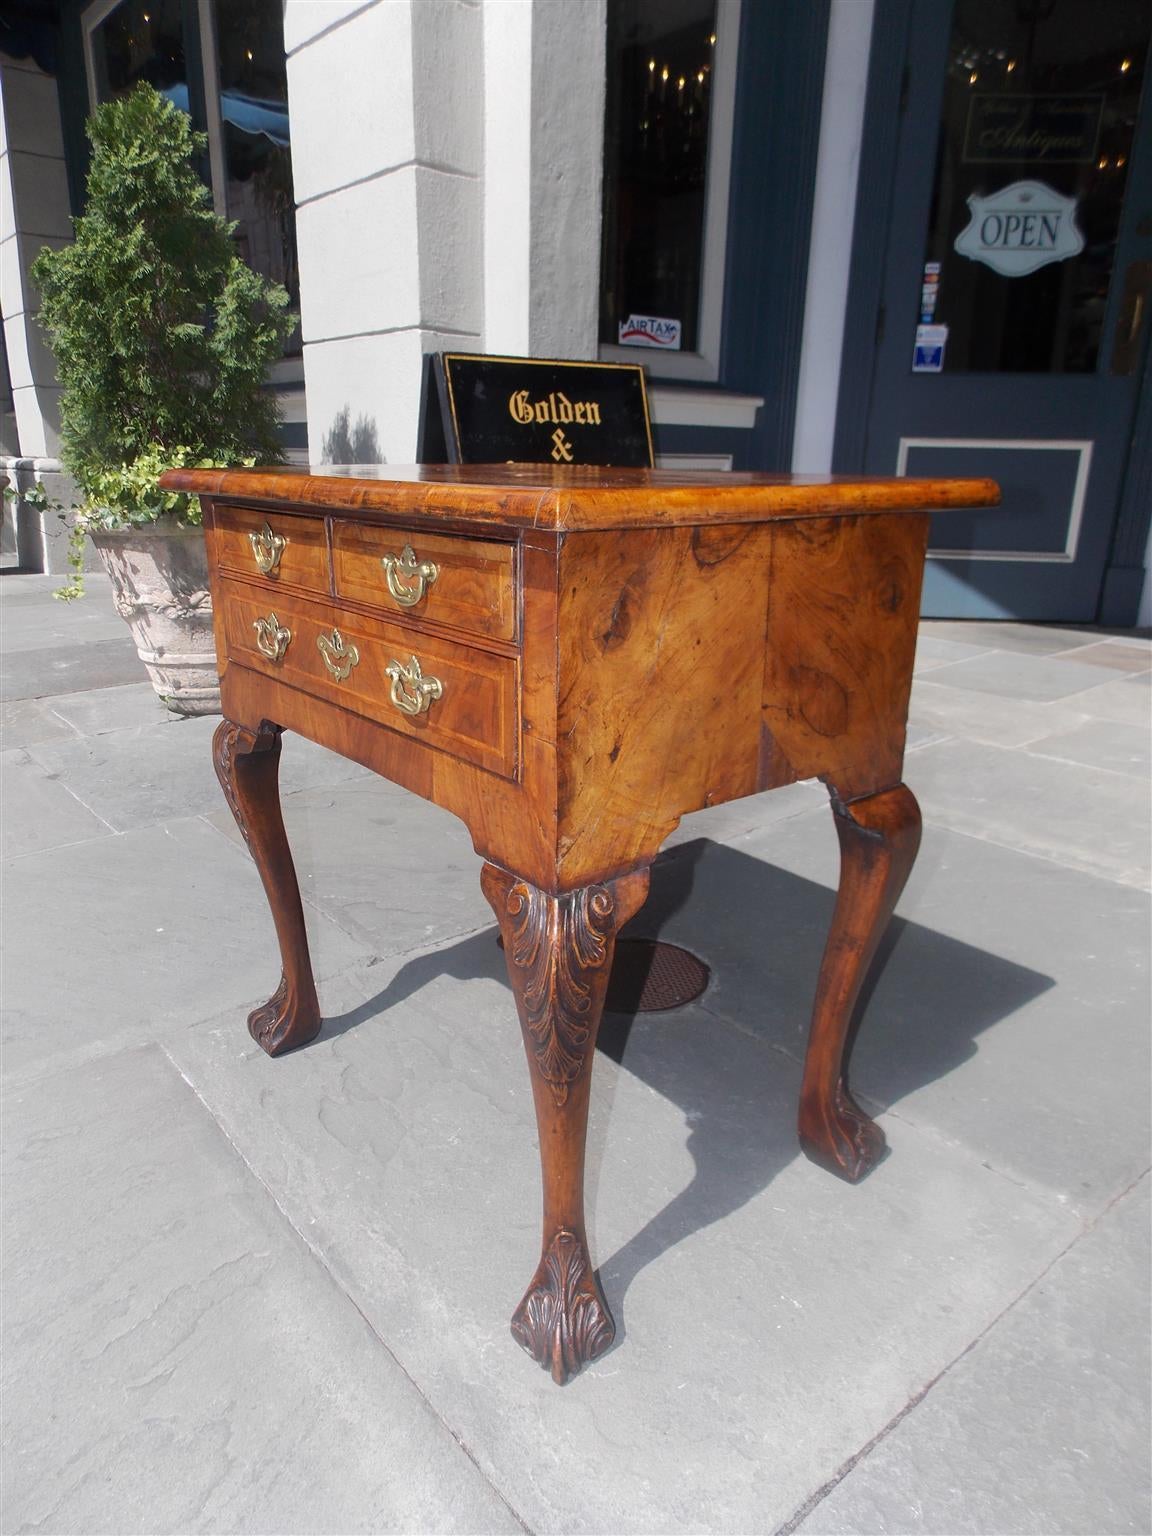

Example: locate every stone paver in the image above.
[1061,672,1152,729]
[916,649,1126,703]
[0,695,80,747]
[168,959,1085,1536]
[907,736,1151,888]
[1,817,371,1080]
[631,823,1150,1211]
[0,637,145,700]
[793,1177,1151,1536]
[25,716,370,833]
[205,772,495,956]
[1027,717,1151,778]
[1,1043,525,1536]
[1,745,114,858]
[47,679,178,735]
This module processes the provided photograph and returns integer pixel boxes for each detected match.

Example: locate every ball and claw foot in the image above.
[800,1081,887,1183]
[246,974,321,1057]
[511,1229,616,1385]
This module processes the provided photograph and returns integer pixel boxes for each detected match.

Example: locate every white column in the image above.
[790,0,876,474]
[482,0,607,360]
[286,0,483,464]
[482,0,533,355]
[0,51,72,459]
[526,0,606,358]
[286,0,608,463]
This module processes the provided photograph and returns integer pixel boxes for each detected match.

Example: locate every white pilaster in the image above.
[790,0,876,474]
[0,52,71,459]
[287,0,609,462]
[286,0,483,464]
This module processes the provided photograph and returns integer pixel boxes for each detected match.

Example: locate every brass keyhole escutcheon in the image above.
[381,544,439,607]
[249,522,286,575]
[317,627,360,681]
[253,612,291,662]
[385,654,444,717]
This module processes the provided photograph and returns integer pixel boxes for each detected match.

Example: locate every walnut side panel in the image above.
[759,514,929,802]
[554,524,772,886]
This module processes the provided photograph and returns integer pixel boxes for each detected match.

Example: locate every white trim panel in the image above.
[896,436,1093,563]
[648,387,763,429]
[656,451,734,471]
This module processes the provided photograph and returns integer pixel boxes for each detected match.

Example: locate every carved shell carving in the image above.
[212,721,254,848]
[502,880,616,1106]
[511,1229,614,1381]
[212,719,279,851]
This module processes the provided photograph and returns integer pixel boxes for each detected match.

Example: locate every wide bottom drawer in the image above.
[219,582,519,779]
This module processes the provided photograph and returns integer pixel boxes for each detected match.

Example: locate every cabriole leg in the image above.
[481,862,650,1384]
[212,719,320,1057]
[799,784,922,1182]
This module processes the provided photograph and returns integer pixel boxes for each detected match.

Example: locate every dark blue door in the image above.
[859,0,1151,620]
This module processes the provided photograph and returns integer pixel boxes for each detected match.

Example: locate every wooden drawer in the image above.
[332,522,516,641]
[213,505,329,595]
[219,581,518,779]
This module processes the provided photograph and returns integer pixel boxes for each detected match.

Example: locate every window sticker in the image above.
[618,314,682,349]
[953,180,1084,277]
[913,324,948,372]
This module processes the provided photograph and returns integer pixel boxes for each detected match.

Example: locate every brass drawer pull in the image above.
[249,522,286,575]
[386,654,443,716]
[381,543,439,607]
[317,627,360,681]
[253,611,291,662]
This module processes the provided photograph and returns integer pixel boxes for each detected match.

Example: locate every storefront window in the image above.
[916,0,1149,373]
[599,0,725,367]
[211,0,297,309]
[83,0,299,333]
[87,0,186,100]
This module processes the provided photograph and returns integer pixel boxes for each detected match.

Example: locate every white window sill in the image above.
[648,387,764,431]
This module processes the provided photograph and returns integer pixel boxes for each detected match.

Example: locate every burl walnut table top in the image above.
[165,461,998,1384]
[167,461,999,530]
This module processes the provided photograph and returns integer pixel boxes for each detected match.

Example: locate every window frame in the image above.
[598,0,742,382]
[81,0,227,216]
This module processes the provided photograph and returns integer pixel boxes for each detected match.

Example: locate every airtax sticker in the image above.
[618,314,682,349]
[954,180,1083,277]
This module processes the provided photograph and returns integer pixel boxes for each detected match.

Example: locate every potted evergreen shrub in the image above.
[32,84,293,715]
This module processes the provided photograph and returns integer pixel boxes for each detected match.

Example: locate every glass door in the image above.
[860,0,1151,620]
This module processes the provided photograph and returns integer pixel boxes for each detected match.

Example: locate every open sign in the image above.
[954,180,1084,277]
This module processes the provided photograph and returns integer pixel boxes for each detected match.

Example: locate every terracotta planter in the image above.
[91,523,220,716]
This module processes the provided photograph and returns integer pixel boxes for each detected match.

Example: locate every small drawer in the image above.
[219,582,518,779]
[213,505,329,594]
[332,522,516,641]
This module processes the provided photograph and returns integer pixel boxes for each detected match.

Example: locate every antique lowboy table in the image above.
[162,462,999,1384]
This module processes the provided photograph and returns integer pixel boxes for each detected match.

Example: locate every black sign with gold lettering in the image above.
[420,353,654,467]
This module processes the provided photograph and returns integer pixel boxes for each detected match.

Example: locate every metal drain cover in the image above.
[605,939,710,1014]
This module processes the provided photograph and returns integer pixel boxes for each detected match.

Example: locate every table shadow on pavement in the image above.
[313,836,1053,1339]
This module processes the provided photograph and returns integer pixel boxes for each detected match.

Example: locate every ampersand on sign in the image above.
[550,429,574,463]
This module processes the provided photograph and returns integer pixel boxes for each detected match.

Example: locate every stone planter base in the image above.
[92,524,221,716]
